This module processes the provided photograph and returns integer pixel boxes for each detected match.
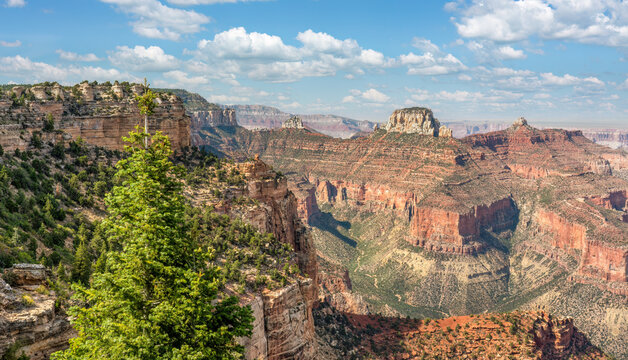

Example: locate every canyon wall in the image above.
[0,265,75,360]
[193,158,319,360]
[0,82,190,151]
[190,107,237,129]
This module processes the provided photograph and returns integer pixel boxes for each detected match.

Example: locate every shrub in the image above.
[20,294,35,307]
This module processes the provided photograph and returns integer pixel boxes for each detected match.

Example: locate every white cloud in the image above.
[198,27,299,60]
[100,0,209,40]
[0,55,135,84]
[495,46,526,60]
[342,95,356,103]
[451,0,628,47]
[207,94,250,104]
[458,74,472,81]
[400,52,467,75]
[408,87,523,104]
[490,67,535,77]
[56,49,101,62]
[163,70,210,86]
[412,37,441,53]
[108,45,179,71]
[361,89,390,103]
[5,0,25,7]
[541,72,604,86]
[0,40,21,47]
[194,27,391,82]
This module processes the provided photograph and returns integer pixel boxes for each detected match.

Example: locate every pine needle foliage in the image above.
[52,128,254,360]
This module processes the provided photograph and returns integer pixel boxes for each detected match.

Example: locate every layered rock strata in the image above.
[384,107,452,137]
[190,107,237,129]
[282,116,304,129]
[189,158,319,359]
[0,265,75,360]
[0,82,190,151]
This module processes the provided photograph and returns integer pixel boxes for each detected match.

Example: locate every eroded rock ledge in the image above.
[0,82,190,151]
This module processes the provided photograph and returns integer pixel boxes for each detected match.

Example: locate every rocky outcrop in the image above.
[317,262,369,315]
[288,178,321,224]
[282,116,304,129]
[4,264,47,289]
[535,208,627,283]
[0,267,74,360]
[238,159,318,284]
[409,197,517,254]
[242,279,317,360]
[0,82,190,151]
[384,107,450,137]
[533,314,588,359]
[190,107,237,129]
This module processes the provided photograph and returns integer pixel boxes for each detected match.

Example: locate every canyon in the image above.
[0,85,624,359]
[193,108,628,358]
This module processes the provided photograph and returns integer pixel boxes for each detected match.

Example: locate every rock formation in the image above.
[282,116,304,129]
[190,107,237,129]
[0,82,190,151]
[384,107,451,137]
[193,113,628,357]
[0,265,75,360]
[187,158,319,360]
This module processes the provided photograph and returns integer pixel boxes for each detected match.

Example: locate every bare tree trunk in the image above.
[144,114,148,148]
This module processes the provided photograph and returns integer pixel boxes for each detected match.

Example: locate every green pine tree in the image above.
[70,241,91,285]
[52,129,253,360]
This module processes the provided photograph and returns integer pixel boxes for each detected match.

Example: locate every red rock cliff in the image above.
[0,83,190,151]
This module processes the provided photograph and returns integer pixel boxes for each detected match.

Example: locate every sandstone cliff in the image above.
[384,107,452,137]
[186,158,319,360]
[190,107,237,129]
[0,265,74,360]
[0,82,190,151]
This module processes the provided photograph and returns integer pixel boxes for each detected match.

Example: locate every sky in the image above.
[0,0,627,127]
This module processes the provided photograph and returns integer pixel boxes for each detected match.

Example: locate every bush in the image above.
[2,270,18,286]
[20,294,35,307]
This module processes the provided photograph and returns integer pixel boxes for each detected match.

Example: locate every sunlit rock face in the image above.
[384,107,451,137]
[0,82,190,152]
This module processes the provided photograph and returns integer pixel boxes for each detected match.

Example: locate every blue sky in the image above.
[1,0,627,127]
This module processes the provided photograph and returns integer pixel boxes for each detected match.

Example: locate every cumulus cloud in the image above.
[194,27,391,82]
[108,45,179,71]
[0,40,21,47]
[400,52,467,75]
[362,88,390,102]
[398,38,467,75]
[56,49,101,62]
[163,70,209,86]
[0,55,135,84]
[198,27,299,60]
[540,72,604,86]
[5,0,25,7]
[344,89,390,103]
[450,0,628,47]
[495,46,526,60]
[100,0,209,40]
[206,94,250,104]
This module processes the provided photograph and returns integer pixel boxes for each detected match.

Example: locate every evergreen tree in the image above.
[56,263,67,282]
[52,129,253,360]
[70,241,91,285]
